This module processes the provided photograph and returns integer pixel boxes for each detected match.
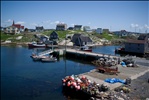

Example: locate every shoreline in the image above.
[0,41,112,47]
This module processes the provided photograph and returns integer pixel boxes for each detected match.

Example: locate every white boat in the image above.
[41,55,57,62]
[80,45,92,52]
[28,41,46,48]
[30,54,47,61]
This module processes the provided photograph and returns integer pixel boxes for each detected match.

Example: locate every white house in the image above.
[83,26,92,32]
[4,26,20,34]
[56,24,67,31]
[36,26,44,32]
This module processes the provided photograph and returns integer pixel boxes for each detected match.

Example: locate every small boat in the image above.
[30,54,47,61]
[41,55,57,62]
[115,47,125,53]
[28,41,46,48]
[80,45,92,52]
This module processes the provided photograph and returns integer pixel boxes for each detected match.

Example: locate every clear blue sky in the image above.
[1,1,149,32]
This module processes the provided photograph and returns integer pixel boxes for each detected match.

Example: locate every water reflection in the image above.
[1,46,118,100]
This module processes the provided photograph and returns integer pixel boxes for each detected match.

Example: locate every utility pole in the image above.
[65,33,66,50]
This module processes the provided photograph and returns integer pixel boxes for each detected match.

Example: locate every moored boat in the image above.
[115,47,125,53]
[28,41,46,48]
[30,54,48,61]
[80,45,92,52]
[41,55,57,62]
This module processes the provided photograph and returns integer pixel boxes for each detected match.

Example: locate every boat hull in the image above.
[41,57,57,62]
[28,43,46,48]
[81,49,92,52]
[30,55,47,61]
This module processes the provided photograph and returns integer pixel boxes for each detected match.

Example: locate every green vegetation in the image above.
[1,31,35,42]
[1,30,121,44]
[42,30,82,39]
[93,32,119,40]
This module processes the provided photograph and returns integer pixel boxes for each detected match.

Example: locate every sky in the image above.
[1,1,149,32]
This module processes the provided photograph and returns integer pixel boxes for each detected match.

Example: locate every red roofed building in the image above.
[12,20,24,32]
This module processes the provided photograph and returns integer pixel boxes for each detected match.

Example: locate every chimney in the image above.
[12,20,15,25]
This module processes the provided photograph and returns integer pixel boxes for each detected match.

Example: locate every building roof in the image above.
[21,26,24,29]
[71,33,92,43]
[74,25,82,27]
[71,34,82,42]
[138,34,149,40]
[50,31,58,36]
[50,31,58,39]
[68,27,74,30]
[56,24,67,26]
[83,26,90,29]
[36,26,44,30]
[79,35,92,42]
[12,20,24,29]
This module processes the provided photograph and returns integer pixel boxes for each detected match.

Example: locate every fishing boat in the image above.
[28,41,46,48]
[80,45,92,52]
[41,55,57,62]
[115,47,125,54]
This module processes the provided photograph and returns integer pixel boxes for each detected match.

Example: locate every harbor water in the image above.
[1,45,119,100]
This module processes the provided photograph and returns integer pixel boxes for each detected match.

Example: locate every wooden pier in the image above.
[65,49,118,61]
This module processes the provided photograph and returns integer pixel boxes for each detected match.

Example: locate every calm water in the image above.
[1,45,119,100]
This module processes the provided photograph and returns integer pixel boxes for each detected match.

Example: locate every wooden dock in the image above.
[66,49,116,57]
[65,49,118,61]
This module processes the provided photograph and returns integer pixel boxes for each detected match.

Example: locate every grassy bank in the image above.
[1,30,122,45]
[1,31,36,42]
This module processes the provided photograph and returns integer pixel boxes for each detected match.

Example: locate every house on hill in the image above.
[36,26,44,32]
[49,31,59,40]
[12,20,24,32]
[71,34,92,46]
[96,28,103,34]
[56,24,67,31]
[83,26,92,32]
[67,27,74,30]
[74,25,82,30]
[4,26,20,34]
[103,29,109,34]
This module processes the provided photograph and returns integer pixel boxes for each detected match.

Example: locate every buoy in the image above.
[82,75,86,79]
[75,85,78,89]
[72,82,77,87]
[77,86,80,90]
[63,79,66,83]
[67,82,71,87]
